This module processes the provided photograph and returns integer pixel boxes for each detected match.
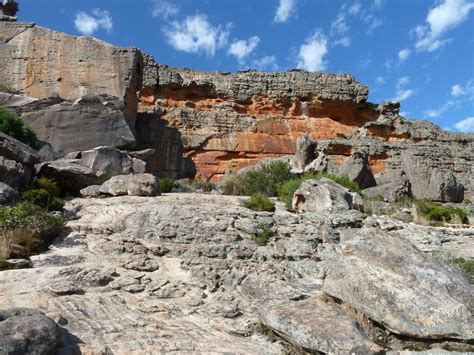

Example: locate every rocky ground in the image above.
[0,192,472,354]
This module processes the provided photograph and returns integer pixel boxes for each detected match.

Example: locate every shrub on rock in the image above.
[0,108,38,149]
[243,193,275,212]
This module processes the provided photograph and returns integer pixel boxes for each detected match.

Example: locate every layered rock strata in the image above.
[0,194,472,353]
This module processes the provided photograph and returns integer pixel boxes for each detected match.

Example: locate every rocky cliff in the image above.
[1,18,473,199]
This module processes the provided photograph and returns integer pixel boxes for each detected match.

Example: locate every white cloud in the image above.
[349,2,362,15]
[331,11,349,36]
[454,116,474,132]
[163,15,230,56]
[296,30,328,72]
[391,76,414,102]
[274,0,297,23]
[398,48,411,62]
[74,9,112,35]
[376,76,385,85]
[228,36,260,62]
[333,37,351,47]
[373,0,384,9]
[413,0,474,52]
[251,56,279,71]
[151,0,178,20]
[451,84,465,96]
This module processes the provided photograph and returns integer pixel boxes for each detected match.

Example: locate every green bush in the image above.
[450,257,474,284]
[243,193,276,212]
[0,203,64,263]
[0,202,64,234]
[221,173,245,195]
[0,108,38,149]
[159,178,179,193]
[241,161,293,197]
[415,200,468,224]
[21,177,64,211]
[252,225,273,246]
[278,177,306,209]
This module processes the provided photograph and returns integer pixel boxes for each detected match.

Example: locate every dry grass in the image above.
[0,226,13,261]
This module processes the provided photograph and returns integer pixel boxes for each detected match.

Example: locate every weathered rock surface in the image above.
[336,149,376,189]
[0,308,60,355]
[0,182,19,205]
[364,170,412,201]
[99,173,160,196]
[292,178,360,213]
[0,193,472,353]
[16,95,136,157]
[0,156,31,190]
[0,132,39,165]
[261,296,381,353]
[322,228,473,339]
[0,20,143,121]
[36,147,147,193]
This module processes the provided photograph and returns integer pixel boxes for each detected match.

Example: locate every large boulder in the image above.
[19,95,136,157]
[0,132,39,165]
[322,228,473,340]
[337,150,376,189]
[0,182,19,205]
[261,297,381,354]
[36,159,101,192]
[0,308,60,354]
[401,151,464,202]
[73,146,144,175]
[0,156,32,190]
[99,174,160,196]
[292,178,361,213]
[364,170,412,201]
[36,147,148,193]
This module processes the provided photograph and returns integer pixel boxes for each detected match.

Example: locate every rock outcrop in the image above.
[99,173,160,196]
[0,193,472,353]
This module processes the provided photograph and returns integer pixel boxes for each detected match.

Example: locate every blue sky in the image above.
[19,0,474,132]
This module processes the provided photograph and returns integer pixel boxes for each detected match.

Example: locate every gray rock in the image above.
[78,146,136,175]
[19,95,137,157]
[80,185,102,197]
[99,174,160,196]
[0,182,19,205]
[36,159,100,192]
[402,151,464,203]
[0,132,39,165]
[0,156,32,190]
[338,150,376,189]
[322,228,473,340]
[292,178,359,213]
[261,297,381,354]
[292,135,317,171]
[364,170,412,201]
[0,308,60,354]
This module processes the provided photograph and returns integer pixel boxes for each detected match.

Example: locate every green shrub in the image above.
[450,257,474,284]
[221,173,245,195]
[159,178,179,193]
[0,203,64,234]
[21,178,64,211]
[200,181,215,192]
[36,177,61,197]
[278,177,306,209]
[241,161,293,197]
[21,189,50,208]
[318,173,362,194]
[0,203,64,263]
[0,108,38,149]
[252,225,273,246]
[243,193,276,212]
[415,200,468,224]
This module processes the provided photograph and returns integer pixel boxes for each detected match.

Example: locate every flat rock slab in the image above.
[261,296,381,354]
[322,227,474,340]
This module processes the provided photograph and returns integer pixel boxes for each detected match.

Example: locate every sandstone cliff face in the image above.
[2,18,473,196]
[0,20,143,122]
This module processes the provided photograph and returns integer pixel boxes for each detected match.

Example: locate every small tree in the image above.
[0,108,38,149]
